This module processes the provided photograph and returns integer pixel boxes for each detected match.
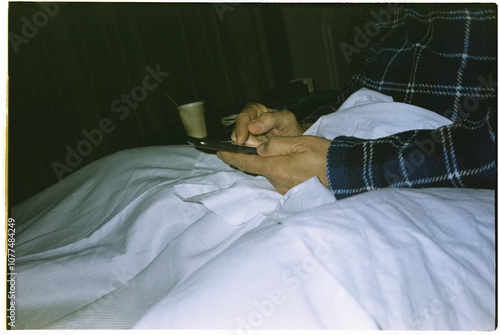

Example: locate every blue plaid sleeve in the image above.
[319,5,497,199]
[327,108,496,199]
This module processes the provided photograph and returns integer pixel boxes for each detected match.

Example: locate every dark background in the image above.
[8,2,355,206]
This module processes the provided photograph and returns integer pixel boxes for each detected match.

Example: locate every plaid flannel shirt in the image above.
[318,5,497,199]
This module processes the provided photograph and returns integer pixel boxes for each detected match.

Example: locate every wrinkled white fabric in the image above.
[13,89,494,330]
[135,182,495,330]
[305,88,452,139]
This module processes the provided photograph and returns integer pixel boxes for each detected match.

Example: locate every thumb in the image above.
[257,136,298,157]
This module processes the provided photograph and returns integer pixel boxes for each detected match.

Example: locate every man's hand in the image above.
[232,102,306,146]
[218,136,331,194]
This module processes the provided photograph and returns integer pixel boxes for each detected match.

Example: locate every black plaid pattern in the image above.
[318,5,497,199]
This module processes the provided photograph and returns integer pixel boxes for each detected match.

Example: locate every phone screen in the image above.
[187,137,258,155]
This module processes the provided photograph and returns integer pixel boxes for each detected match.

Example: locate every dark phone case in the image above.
[187,137,258,155]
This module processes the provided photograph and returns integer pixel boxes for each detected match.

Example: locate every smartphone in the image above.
[187,136,258,155]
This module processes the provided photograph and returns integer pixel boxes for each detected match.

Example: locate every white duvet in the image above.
[13,89,495,330]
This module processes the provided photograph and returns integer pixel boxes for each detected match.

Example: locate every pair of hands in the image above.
[217,102,331,194]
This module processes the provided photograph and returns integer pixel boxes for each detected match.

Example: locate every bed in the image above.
[12,89,495,330]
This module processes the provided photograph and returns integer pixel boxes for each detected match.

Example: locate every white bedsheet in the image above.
[13,89,495,330]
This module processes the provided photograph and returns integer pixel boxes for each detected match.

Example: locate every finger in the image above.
[257,136,300,157]
[217,151,267,176]
[232,128,267,147]
[244,134,266,147]
[247,112,277,136]
[247,111,288,135]
[232,103,269,144]
[232,113,252,144]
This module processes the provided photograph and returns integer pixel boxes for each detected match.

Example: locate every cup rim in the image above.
[178,101,204,110]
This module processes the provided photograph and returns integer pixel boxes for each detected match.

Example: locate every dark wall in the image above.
[8,2,352,206]
[8,2,293,205]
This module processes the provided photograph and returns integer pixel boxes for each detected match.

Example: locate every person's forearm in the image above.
[326,109,496,199]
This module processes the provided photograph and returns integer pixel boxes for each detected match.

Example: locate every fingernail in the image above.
[257,144,264,155]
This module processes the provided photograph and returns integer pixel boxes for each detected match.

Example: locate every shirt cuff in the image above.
[326,136,391,199]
